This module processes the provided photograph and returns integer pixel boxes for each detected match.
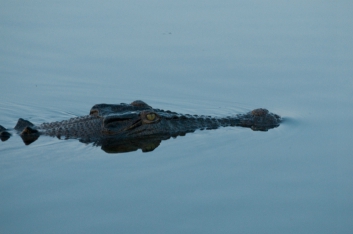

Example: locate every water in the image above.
[1,1,352,233]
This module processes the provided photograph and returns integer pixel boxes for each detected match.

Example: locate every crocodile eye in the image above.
[146,113,156,121]
[141,111,160,123]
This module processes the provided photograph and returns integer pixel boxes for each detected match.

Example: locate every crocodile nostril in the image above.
[251,108,269,116]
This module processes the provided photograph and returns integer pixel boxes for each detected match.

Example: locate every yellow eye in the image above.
[146,113,156,121]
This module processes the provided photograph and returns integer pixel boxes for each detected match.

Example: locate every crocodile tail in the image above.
[14,119,40,145]
[0,125,11,142]
[14,118,36,131]
[0,125,7,132]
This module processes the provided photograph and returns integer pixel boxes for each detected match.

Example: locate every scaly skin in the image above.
[0,100,281,152]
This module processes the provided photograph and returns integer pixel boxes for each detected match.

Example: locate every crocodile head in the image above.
[89,100,167,136]
[101,110,162,135]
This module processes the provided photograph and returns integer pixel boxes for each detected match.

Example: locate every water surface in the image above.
[1,1,352,233]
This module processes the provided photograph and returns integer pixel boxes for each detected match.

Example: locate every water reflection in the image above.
[96,135,166,153]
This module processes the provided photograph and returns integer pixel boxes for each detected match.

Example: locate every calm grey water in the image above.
[1,1,352,233]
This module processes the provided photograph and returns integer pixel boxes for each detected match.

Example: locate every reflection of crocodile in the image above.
[0,100,281,153]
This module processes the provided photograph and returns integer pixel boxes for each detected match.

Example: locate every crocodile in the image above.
[0,100,281,153]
